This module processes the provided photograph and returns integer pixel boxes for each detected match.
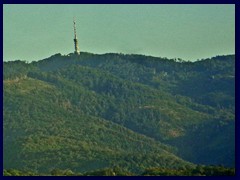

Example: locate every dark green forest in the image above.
[3,52,235,175]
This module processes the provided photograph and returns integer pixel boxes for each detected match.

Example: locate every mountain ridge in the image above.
[3,52,235,173]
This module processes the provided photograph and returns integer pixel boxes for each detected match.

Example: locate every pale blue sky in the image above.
[3,4,235,62]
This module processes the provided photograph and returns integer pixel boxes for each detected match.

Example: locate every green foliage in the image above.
[141,165,235,176]
[3,165,235,176]
[50,168,76,176]
[3,169,37,176]
[3,53,235,173]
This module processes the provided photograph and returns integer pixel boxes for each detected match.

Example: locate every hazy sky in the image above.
[3,4,235,62]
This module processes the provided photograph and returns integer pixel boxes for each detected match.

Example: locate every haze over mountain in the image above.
[3,52,235,174]
[4,5,235,62]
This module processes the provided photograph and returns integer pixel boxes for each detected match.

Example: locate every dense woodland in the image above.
[3,165,235,176]
[3,52,235,175]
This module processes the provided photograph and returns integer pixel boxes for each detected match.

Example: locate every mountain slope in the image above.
[3,53,235,172]
[4,77,193,173]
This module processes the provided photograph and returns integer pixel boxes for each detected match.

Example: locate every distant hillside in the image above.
[3,53,235,173]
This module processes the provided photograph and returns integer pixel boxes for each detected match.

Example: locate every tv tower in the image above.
[73,18,80,55]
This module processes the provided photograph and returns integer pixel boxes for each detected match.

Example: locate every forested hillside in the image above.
[3,52,235,174]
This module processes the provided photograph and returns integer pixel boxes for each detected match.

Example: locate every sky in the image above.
[3,4,235,62]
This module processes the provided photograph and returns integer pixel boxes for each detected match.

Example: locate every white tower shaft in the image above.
[73,19,80,55]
